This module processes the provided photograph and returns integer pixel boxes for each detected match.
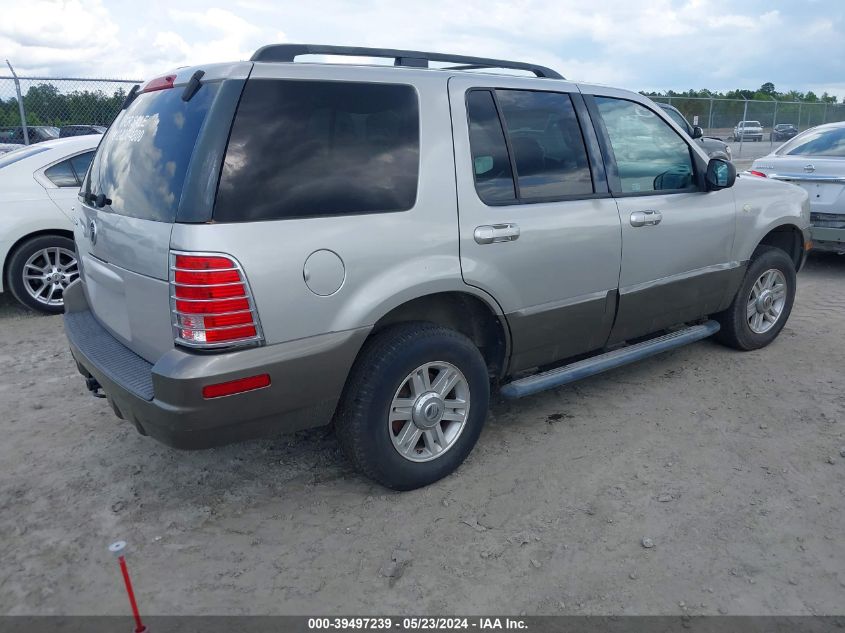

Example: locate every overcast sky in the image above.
[1,0,843,98]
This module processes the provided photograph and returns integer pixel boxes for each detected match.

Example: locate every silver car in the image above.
[751,121,845,253]
[63,45,810,490]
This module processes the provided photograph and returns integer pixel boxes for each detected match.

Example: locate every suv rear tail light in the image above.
[748,170,767,178]
[169,252,263,349]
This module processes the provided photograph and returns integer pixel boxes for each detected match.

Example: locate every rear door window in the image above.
[84,83,219,222]
[466,90,517,204]
[496,90,593,200]
[214,79,420,222]
[466,89,593,204]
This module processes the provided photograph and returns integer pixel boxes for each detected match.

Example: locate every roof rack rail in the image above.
[249,44,564,80]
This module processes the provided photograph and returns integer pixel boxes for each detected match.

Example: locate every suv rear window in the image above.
[84,83,219,222]
[213,79,419,222]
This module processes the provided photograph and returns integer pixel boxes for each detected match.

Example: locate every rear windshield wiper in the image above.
[181,70,205,102]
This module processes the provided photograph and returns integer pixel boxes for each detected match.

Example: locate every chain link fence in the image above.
[649,94,845,157]
[0,76,141,144]
[1,75,843,159]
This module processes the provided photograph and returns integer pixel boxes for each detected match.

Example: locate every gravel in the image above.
[1,253,844,615]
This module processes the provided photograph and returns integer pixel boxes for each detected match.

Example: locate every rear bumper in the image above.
[62,281,368,449]
[810,226,845,253]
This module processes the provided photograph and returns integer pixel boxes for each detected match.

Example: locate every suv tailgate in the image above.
[75,64,249,364]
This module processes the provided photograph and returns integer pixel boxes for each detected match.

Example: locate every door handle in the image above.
[474,223,520,244]
[630,210,662,227]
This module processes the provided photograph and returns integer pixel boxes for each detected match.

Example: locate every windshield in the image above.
[663,108,690,133]
[776,126,845,157]
[84,82,219,222]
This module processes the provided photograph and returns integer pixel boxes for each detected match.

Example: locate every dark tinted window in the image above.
[466,90,516,204]
[662,107,691,133]
[214,80,419,222]
[45,159,78,187]
[496,90,592,199]
[71,151,94,182]
[85,83,219,222]
[596,97,695,194]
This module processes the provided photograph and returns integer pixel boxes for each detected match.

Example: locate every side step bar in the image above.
[500,320,721,399]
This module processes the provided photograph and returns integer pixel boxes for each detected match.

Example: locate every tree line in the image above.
[640,83,844,131]
[641,82,839,103]
[0,83,129,128]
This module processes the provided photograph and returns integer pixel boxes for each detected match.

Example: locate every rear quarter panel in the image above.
[170,64,486,346]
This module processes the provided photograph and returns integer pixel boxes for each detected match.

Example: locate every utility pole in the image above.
[5,60,28,145]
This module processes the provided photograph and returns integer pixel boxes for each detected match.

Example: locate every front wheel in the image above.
[714,246,796,350]
[335,322,490,490]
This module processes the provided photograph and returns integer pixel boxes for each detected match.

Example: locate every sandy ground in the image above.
[1,253,844,616]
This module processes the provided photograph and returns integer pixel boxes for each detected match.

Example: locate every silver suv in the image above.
[64,45,810,490]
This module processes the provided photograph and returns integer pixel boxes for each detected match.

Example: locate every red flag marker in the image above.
[109,541,147,633]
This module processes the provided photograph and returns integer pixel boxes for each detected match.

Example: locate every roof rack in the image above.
[249,44,564,80]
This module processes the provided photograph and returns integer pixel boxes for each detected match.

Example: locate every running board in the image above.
[500,320,721,399]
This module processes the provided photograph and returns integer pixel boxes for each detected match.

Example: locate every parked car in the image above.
[658,103,731,161]
[0,126,60,154]
[0,135,98,312]
[734,121,764,142]
[59,125,107,138]
[63,45,810,490]
[750,121,845,253]
[770,123,798,142]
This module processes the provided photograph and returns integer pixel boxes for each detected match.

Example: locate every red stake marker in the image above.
[109,541,147,633]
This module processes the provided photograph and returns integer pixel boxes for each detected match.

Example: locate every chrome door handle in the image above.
[474,223,520,244]
[630,210,662,227]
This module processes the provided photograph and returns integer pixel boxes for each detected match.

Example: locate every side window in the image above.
[495,90,593,200]
[44,151,94,188]
[214,80,419,222]
[44,159,78,187]
[595,97,695,194]
[466,90,516,204]
[70,151,94,184]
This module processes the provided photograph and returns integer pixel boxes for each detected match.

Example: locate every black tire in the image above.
[335,322,490,490]
[714,246,796,351]
[5,234,76,314]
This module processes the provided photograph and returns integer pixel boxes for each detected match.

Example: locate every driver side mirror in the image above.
[692,126,704,139]
[705,158,736,190]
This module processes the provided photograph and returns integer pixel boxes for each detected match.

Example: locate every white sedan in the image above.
[750,121,845,254]
[0,135,99,313]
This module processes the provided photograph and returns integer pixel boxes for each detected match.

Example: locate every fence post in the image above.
[707,97,714,134]
[770,99,778,147]
[5,60,29,145]
[823,102,828,125]
[738,98,748,157]
[797,103,802,131]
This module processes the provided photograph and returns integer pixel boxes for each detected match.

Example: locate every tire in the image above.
[5,235,78,314]
[714,246,796,351]
[335,322,490,490]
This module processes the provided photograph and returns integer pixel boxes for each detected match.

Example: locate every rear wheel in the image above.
[335,322,490,490]
[6,235,78,314]
[714,246,796,350]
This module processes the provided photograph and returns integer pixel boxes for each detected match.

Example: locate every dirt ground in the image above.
[1,253,844,617]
